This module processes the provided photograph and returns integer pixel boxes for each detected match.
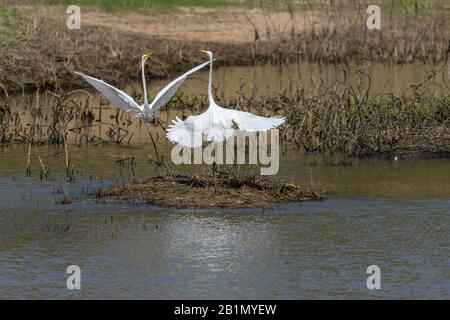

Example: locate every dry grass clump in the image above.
[282,92,450,158]
[1,87,448,159]
[96,171,321,208]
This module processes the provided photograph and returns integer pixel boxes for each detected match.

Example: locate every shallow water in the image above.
[7,61,449,145]
[176,61,450,98]
[1,60,449,299]
[0,142,449,299]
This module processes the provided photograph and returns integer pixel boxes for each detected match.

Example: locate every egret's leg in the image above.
[143,121,160,163]
[157,119,166,131]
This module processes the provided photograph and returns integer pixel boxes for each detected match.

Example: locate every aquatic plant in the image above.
[284,92,450,158]
[0,89,136,144]
[1,84,448,159]
[0,104,15,142]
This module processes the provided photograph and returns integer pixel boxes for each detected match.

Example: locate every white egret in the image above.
[166,50,285,148]
[75,51,210,160]
[75,51,210,123]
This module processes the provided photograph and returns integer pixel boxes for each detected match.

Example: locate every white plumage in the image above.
[75,51,210,123]
[167,50,285,148]
[74,71,142,112]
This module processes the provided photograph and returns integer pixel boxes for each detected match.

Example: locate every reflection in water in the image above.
[0,143,449,299]
[0,199,448,299]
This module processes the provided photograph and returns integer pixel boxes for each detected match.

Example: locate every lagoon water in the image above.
[0,142,449,299]
[8,61,449,144]
[0,61,449,299]
[105,60,450,103]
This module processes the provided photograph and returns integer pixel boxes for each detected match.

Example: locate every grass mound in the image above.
[96,172,320,208]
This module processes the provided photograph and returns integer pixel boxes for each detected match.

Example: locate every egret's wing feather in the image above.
[166,101,284,148]
[150,61,210,112]
[222,108,285,132]
[166,114,205,148]
[75,71,142,112]
[166,108,236,148]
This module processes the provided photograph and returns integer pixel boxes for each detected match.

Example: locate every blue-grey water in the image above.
[0,143,449,299]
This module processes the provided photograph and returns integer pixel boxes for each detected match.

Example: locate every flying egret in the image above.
[75,51,210,159]
[166,50,285,148]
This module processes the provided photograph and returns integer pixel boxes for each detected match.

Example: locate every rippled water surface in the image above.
[0,142,449,299]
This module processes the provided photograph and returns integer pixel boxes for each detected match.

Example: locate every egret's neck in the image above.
[141,58,148,107]
[208,57,215,105]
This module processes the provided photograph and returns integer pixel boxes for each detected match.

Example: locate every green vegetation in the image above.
[0,4,28,47]
[20,0,448,17]
[27,0,283,11]
[379,0,439,18]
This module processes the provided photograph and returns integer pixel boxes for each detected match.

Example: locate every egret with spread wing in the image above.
[75,51,210,160]
[75,51,210,123]
[166,50,285,148]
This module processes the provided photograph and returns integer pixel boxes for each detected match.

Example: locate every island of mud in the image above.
[96,173,321,209]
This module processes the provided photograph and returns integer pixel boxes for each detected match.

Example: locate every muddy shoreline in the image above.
[1,5,449,95]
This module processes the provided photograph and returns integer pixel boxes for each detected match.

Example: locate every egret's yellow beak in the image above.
[143,51,154,58]
[199,49,209,56]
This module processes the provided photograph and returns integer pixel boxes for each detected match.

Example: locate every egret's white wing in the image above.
[149,61,210,112]
[75,71,142,112]
[166,115,206,148]
[222,108,285,132]
[166,106,284,148]
[166,108,236,148]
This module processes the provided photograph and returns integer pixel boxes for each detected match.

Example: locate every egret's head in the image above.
[142,50,154,61]
[200,49,213,60]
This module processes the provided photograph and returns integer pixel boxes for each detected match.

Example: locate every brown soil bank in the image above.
[96,174,321,208]
[1,4,449,94]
